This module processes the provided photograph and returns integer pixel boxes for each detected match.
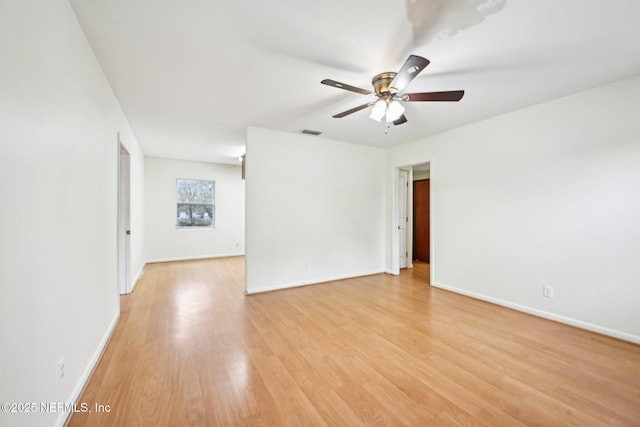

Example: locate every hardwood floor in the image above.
[68,258,640,426]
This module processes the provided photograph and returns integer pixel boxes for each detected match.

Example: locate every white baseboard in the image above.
[432,281,640,345]
[145,252,245,264]
[56,310,120,427]
[245,270,384,295]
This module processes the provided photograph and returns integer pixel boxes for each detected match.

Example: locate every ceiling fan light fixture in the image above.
[324,55,463,126]
[385,100,405,122]
[369,99,386,122]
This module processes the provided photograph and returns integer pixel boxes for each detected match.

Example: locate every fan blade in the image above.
[405,90,465,102]
[332,102,372,118]
[389,55,430,93]
[321,79,372,95]
[393,114,408,125]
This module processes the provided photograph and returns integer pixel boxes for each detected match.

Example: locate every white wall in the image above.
[245,127,385,294]
[0,0,145,426]
[144,157,245,262]
[387,75,640,343]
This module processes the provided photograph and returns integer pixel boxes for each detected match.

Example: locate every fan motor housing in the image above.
[372,72,397,95]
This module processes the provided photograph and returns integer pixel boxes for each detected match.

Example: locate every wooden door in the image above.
[413,179,430,262]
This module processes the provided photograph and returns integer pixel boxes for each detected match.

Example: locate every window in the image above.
[176,179,215,228]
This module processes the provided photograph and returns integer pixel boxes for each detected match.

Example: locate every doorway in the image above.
[118,138,131,294]
[410,162,430,284]
[392,163,432,284]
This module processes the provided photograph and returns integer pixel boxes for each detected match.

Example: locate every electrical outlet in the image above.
[57,359,65,380]
[543,286,554,298]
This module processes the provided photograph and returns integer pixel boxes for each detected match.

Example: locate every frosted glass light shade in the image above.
[386,100,405,122]
[369,99,387,122]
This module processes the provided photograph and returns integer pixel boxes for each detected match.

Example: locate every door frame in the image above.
[118,135,131,294]
[391,162,434,286]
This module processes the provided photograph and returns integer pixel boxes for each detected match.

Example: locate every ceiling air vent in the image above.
[301,129,322,136]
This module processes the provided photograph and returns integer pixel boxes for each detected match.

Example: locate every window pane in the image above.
[176,179,215,228]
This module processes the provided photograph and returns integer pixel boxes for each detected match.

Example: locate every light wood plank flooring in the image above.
[68,257,640,426]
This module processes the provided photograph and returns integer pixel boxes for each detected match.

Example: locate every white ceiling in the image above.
[70,0,640,164]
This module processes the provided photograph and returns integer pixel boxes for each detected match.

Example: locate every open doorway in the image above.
[412,163,430,284]
[412,163,430,263]
[393,163,431,284]
[118,137,131,294]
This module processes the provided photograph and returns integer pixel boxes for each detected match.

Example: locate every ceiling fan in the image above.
[321,55,464,126]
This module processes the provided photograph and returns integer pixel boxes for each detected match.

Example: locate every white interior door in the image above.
[398,169,408,268]
[118,142,131,294]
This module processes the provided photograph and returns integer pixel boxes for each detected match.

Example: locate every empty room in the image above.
[1,0,639,426]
